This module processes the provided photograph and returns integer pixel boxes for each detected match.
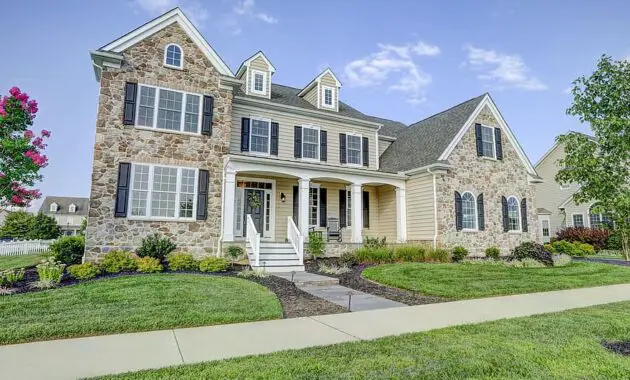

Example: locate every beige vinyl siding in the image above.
[377,185,397,241]
[319,73,339,110]
[303,86,318,108]
[379,139,392,157]
[406,174,435,240]
[245,56,271,98]
[231,104,379,169]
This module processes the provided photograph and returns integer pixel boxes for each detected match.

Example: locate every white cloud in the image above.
[343,41,440,105]
[562,86,572,94]
[132,0,209,27]
[464,46,547,91]
[233,0,278,23]
[256,13,278,24]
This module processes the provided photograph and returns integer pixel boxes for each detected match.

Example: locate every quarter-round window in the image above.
[461,192,477,230]
[164,44,183,68]
[507,196,521,231]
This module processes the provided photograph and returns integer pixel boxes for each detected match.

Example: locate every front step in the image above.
[247,242,304,273]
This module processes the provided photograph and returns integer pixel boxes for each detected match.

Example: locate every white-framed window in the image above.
[164,44,183,69]
[542,220,550,237]
[250,70,267,95]
[322,86,334,108]
[461,192,477,230]
[135,85,202,134]
[128,163,197,220]
[68,204,76,213]
[572,213,585,228]
[301,125,320,160]
[507,196,521,232]
[50,203,58,212]
[309,185,320,227]
[67,217,74,225]
[481,125,495,158]
[250,117,271,154]
[346,134,362,165]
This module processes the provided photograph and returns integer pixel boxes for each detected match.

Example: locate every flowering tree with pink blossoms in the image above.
[0,87,49,207]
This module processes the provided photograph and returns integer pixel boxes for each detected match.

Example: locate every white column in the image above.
[223,170,236,242]
[395,187,407,243]
[299,178,310,238]
[351,183,362,243]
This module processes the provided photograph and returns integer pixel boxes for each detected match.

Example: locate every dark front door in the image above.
[244,189,264,236]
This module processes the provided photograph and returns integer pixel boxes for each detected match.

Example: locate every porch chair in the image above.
[326,217,342,242]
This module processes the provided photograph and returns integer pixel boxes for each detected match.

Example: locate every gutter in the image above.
[427,167,439,249]
[217,158,229,256]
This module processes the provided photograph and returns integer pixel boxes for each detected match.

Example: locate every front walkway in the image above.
[2,284,630,379]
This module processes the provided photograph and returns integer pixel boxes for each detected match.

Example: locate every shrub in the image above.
[49,236,85,265]
[576,242,596,256]
[426,248,451,263]
[101,250,138,273]
[485,246,501,260]
[354,247,393,264]
[225,245,245,263]
[597,249,623,257]
[551,240,579,256]
[0,269,25,287]
[339,251,357,266]
[509,242,553,266]
[36,258,65,284]
[607,231,623,250]
[544,243,555,253]
[393,245,427,262]
[135,257,163,273]
[28,279,56,290]
[199,257,229,273]
[318,262,352,275]
[238,268,268,278]
[506,258,546,268]
[553,254,572,267]
[555,227,611,251]
[451,246,468,262]
[67,263,100,280]
[136,233,177,260]
[364,236,387,249]
[167,252,198,271]
[307,232,325,260]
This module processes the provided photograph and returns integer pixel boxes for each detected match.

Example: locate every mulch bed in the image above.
[602,340,630,356]
[575,257,630,267]
[305,258,447,306]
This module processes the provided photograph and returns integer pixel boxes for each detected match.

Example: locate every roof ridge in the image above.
[408,93,487,128]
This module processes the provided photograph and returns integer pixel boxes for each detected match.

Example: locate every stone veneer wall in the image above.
[435,106,538,256]
[85,23,232,261]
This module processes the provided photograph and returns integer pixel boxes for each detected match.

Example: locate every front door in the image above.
[244,189,265,236]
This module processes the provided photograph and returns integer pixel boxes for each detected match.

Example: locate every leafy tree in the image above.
[78,218,87,236]
[557,55,630,260]
[0,211,61,240]
[0,86,49,208]
[28,212,61,239]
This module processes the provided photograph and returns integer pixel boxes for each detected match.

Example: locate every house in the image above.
[85,8,541,270]
[39,196,89,236]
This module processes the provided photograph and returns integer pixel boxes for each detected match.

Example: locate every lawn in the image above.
[98,301,630,379]
[0,253,48,271]
[0,274,282,345]
[362,262,630,299]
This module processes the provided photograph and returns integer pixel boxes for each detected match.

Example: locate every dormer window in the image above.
[322,86,334,108]
[251,70,267,95]
[164,44,183,69]
[69,204,76,213]
[50,203,58,212]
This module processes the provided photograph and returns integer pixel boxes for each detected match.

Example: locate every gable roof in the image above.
[535,131,597,169]
[363,115,407,138]
[235,51,276,78]
[39,197,90,216]
[297,68,342,97]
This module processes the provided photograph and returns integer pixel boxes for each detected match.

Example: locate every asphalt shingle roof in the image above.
[39,196,90,216]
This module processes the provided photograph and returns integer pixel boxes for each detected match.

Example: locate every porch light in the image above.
[280,193,286,203]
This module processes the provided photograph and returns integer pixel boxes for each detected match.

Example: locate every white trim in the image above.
[345,133,363,166]
[163,43,183,70]
[234,177,276,239]
[506,195,522,232]
[68,204,76,213]
[297,68,342,97]
[321,86,335,109]
[50,203,58,212]
[571,212,585,228]
[249,69,267,95]
[460,191,478,231]
[308,184,321,227]
[135,84,203,135]
[248,116,272,155]
[375,130,380,170]
[301,124,320,161]
[235,51,276,78]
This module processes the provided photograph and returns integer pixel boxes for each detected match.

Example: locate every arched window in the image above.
[164,44,183,68]
[507,196,520,231]
[69,204,76,213]
[461,192,477,230]
[50,202,58,212]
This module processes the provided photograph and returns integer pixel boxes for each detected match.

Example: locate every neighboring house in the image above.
[85,8,540,269]
[39,197,89,236]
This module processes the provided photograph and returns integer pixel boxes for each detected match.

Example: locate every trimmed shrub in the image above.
[551,240,579,256]
[36,258,65,284]
[340,251,357,266]
[555,227,611,251]
[167,252,198,271]
[553,254,572,267]
[49,236,85,265]
[136,233,177,260]
[544,243,555,253]
[0,269,25,286]
[307,232,325,259]
[451,246,468,262]
[393,245,427,262]
[101,250,138,273]
[509,242,553,266]
[135,257,163,273]
[67,263,100,280]
[427,248,451,263]
[199,257,229,273]
[485,246,501,260]
[576,242,596,256]
[225,245,245,263]
[354,247,393,264]
[364,236,387,249]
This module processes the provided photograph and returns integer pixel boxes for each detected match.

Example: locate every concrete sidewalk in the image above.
[2,284,630,379]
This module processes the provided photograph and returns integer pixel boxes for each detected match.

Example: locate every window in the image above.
[572,214,585,228]
[136,85,201,134]
[164,44,182,69]
[129,164,197,220]
[461,192,477,230]
[507,196,521,231]
[250,70,266,94]
[589,212,601,228]
[68,204,76,213]
[50,203,58,212]
[322,86,334,108]
[250,118,271,154]
[346,134,362,165]
[542,220,550,237]
[302,126,320,160]
[309,187,319,227]
[67,217,74,225]
[481,126,495,158]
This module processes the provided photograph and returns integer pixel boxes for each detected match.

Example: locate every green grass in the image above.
[362,262,630,299]
[97,301,630,379]
[0,274,282,345]
[0,252,49,270]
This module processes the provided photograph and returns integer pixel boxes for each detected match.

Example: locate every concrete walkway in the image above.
[2,284,630,379]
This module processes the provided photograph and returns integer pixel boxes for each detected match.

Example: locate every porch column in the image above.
[299,178,310,238]
[395,187,407,242]
[223,170,236,242]
[351,183,362,243]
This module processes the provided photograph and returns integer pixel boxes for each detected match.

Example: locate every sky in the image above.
[2,0,629,211]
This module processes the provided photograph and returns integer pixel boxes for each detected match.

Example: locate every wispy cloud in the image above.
[131,0,210,27]
[464,46,547,91]
[343,41,440,105]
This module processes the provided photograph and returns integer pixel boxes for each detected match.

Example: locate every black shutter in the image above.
[502,196,509,232]
[475,123,483,157]
[123,82,137,125]
[319,188,327,227]
[495,128,503,160]
[196,170,209,220]
[339,133,347,164]
[294,126,302,158]
[362,137,369,167]
[454,191,462,231]
[240,118,250,152]
[362,191,370,228]
[201,96,213,136]
[477,193,485,231]
[339,189,347,228]
[114,163,131,217]
[270,122,279,155]
[293,186,299,226]
[521,198,528,232]
[320,130,327,162]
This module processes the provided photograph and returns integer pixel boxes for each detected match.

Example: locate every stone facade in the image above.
[85,23,233,261]
[435,106,538,256]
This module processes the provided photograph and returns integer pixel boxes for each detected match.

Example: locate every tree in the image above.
[0,211,61,240]
[78,218,87,236]
[557,55,630,260]
[0,86,49,208]
[28,212,61,239]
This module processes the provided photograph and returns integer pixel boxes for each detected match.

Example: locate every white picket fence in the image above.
[0,239,55,256]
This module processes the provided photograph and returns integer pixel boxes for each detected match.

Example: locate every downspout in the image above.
[427,167,438,249]
[217,159,228,256]
[375,126,381,170]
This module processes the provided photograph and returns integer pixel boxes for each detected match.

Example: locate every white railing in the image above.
[287,216,304,265]
[0,239,55,256]
[246,215,260,266]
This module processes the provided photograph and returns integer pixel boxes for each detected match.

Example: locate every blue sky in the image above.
[2,0,629,210]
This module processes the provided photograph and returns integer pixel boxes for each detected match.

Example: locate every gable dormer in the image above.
[235,51,275,99]
[298,68,341,112]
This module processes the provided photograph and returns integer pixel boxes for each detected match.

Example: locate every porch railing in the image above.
[246,214,260,266]
[287,216,304,265]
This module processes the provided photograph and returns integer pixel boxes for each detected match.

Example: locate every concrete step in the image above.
[259,242,293,248]
[258,253,299,260]
[255,247,296,254]
[252,264,305,273]
[257,259,301,267]
[273,271,340,286]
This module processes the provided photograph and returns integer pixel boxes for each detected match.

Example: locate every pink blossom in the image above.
[9,86,21,97]
[16,92,29,102]
[31,137,46,149]
[41,129,50,137]
[11,195,23,205]
[24,150,48,167]
[19,100,27,110]
[0,107,5,117]
[0,172,4,178]
[28,99,38,114]
[24,130,34,139]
